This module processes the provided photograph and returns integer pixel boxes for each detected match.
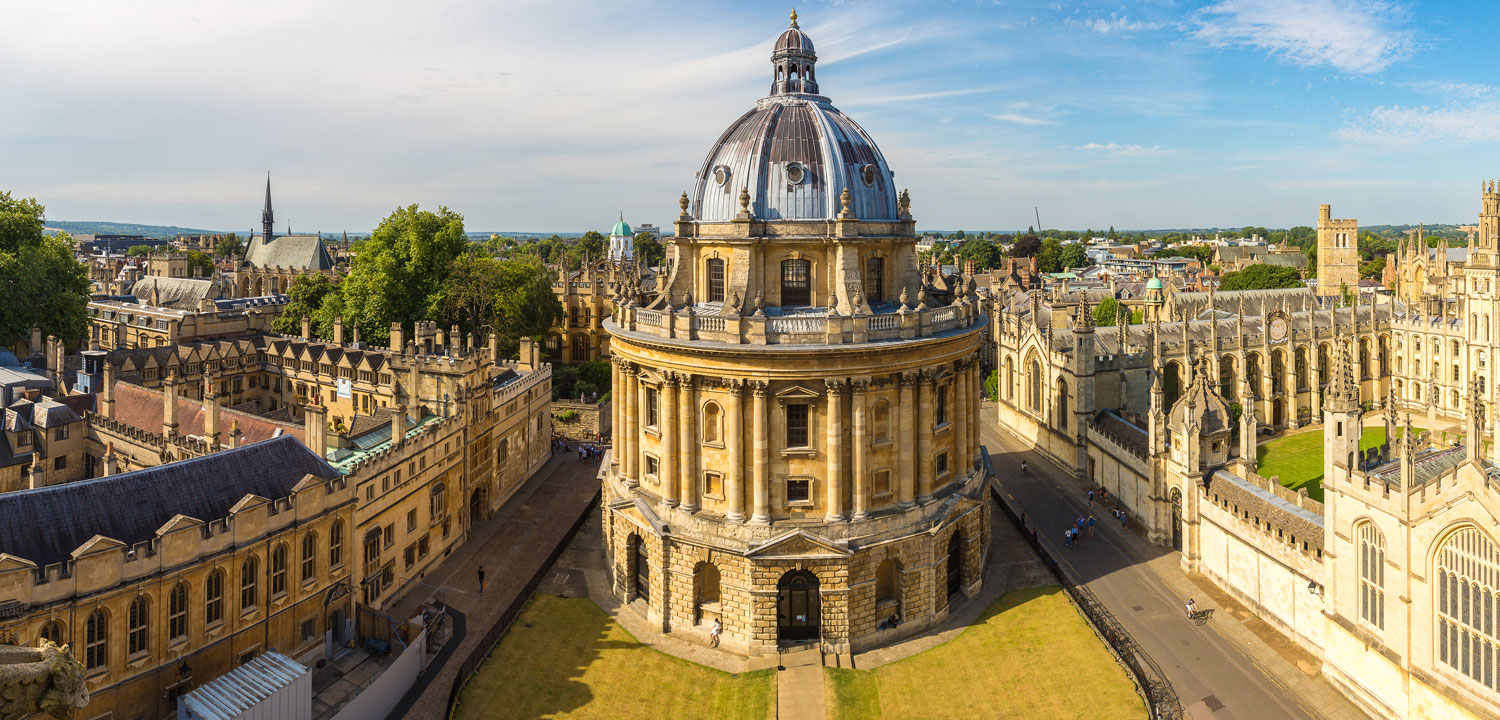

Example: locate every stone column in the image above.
[970,362,982,460]
[1310,365,1322,417]
[661,374,679,507]
[726,380,746,522]
[679,375,699,512]
[955,361,969,475]
[750,381,771,523]
[898,372,917,508]
[825,379,846,522]
[611,359,622,464]
[1286,357,1300,429]
[851,378,869,520]
[625,364,639,485]
[917,370,935,501]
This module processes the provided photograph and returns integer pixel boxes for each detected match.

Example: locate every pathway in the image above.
[982,412,1368,720]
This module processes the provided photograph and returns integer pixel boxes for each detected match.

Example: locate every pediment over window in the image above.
[775,385,822,402]
[746,530,850,559]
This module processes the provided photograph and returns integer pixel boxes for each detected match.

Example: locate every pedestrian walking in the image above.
[1120,511,1128,530]
[478,565,486,596]
[709,618,722,648]
[1088,514,1096,538]
[1100,487,1108,502]
[1088,490,1095,506]
[1064,528,1072,547]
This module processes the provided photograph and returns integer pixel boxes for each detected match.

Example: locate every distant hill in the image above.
[46,221,227,238]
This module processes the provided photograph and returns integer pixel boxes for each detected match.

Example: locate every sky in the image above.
[3,0,1499,234]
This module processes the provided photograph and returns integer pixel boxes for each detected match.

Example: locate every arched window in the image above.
[1219,355,1237,400]
[329,520,344,569]
[302,533,317,583]
[1453,389,1462,408]
[85,610,108,670]
[1004,357,1015,401]
[127,595,149,656]
[1436,526,1500,692]
[864,257,885,303]
[876,559,902,606]
[1028,358,1042,412]
[1055,378,1069,431]
[271,544,288,597]
[1295,347,1309,390]
[781,259,811,307]
[498,438,510,466]
[1357,522,1385,630]
[168,582,189,641]
[242,557,259,612]
[205,568,224,626]
[693,562,721,609]
[38,620,64,647]
[706,258,725,303]
[702,401,723,444]
[1414,383,1422,401]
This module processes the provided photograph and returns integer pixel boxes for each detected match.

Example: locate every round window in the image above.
[713,166,730,187]
[861,164,878,187]
[785,162,806,185]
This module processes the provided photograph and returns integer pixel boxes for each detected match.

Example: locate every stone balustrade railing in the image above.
[614,300,984,346]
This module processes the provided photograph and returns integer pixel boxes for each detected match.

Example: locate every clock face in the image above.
[1270,317,1288,341]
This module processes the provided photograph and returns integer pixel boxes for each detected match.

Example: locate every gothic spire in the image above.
[1326,339,1360,413]
[262,173,275,243]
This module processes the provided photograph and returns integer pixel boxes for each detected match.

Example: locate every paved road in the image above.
[982,420,1333,720]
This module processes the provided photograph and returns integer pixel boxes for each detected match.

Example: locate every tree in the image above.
[0,193,91,349]
[273,274,336,338]
[1036,237,1064,273]
[984,369,999,401]
[184,250,214,278]
[1010,235,1041,258]
[127,244,154,257]
[429,253,563,360]
[567,231,606,269]
[1361,256,1386,279]
[214,233,244,259]
[1058,243,1090,270]
[336,204,469,346]
[1093,297,1120,327]
[955,237,1003,270]
[633,231,666,267]
[1218,264,1304,291]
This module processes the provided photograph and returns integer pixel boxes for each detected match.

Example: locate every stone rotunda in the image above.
[600,12,990,656]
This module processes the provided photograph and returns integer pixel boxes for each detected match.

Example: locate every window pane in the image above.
[781,260,811,306]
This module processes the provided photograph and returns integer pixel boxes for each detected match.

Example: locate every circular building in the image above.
[601,12,990,656]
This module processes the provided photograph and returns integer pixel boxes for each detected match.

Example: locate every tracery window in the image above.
[1358,522,1385,630]
[242,557,259,612]
[168,583,188,641]
[1436,526,1500,692]
[205,569,224,626]
[271,543,288,596]
[302,533,317,583]
[1028,359,1042,412]
[127,595,149,656]
[85,610,108,670]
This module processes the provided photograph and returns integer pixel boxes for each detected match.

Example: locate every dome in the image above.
[1146,277,1163,290]
[690,13,898,223]
[610,218,632,237]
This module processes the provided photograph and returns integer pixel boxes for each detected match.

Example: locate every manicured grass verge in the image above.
[825,586,1145,720]
[455,593,775,720]
[1255,425,1420,502]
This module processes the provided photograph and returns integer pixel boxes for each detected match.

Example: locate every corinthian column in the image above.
[625,363,639,485]
[898,371,917,508]
[917,370,935,501]
[726,380,745,522]
[611,359,622,468]
[825,378,846,522]
[679,374,699,512]
[851,378,870,520]
[750,381,771,523]
[661,374,679,507]
[955,361,969,476]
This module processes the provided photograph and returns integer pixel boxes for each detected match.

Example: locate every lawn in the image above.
[1255,425,1420,502]
[455,594,775,720]
[826,586,1145,720]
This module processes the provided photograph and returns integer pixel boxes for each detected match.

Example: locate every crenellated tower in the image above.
[1316,203,1360,298]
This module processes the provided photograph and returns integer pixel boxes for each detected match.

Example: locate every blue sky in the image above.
[2,0,1498,233]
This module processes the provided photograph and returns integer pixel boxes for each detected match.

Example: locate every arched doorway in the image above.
[1272,398,1285,427]
[777,570,820,643]
[1169,488,1183,551]
[629,535,649,603]
[470,487,488,525]
[946,532,964,599]
[693,562,721,623]
[573,334,590,362]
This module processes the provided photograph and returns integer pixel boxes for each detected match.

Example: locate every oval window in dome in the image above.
[861,164,878,187]
[785,162,806,186]
[713,166,731,187]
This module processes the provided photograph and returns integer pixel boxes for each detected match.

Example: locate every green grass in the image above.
[455,594,775,720]
[1255,425,1421,503]
[825,587,1145,720]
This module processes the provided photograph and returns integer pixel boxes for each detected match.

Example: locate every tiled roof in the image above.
[131,276,216,310]
[0,435,339,567]
[244,235,334,271]
[111,381,305,446]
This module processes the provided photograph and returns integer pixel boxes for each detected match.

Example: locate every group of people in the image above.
[1064,514,1096,547]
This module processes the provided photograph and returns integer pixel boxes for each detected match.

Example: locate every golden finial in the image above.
[790,8,798,26]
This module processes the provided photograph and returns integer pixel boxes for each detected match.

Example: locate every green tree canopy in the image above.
[1218,264,1305,291]
[1010,235,1041,257]
[955,237,1003,270]
[430,253,563,359]
[633,231,666,268]
[1036,238,1064,273]
[273,273,337,338]
[184,250,214,278]
[1058,243,1090,270]
[0,193,91,349]
[127,244,154,257]
[1093,297,1120,326]
[336,204,469,346]
[214,233,244,258]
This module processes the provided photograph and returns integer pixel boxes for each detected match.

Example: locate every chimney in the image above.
[101,442,119,477]
[450,325,461,353]
[163,370,180,436]
[101,362,116,419]
[28,454,45,490]
[435,326,446,349]
[351,324,361,346]
[518,337,535,371]
[333,316,344,346]
[303,394,328,459]
[488,332,498,364]
[301,316,312,342]
[392,382,408,446]
[228,420,243,449]
[390,322,404,353]
[203,374,221,450]
[29,327,41,362]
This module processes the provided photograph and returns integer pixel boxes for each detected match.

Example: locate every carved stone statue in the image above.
[0,640,90,720]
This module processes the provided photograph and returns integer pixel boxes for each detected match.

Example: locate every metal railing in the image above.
[984,451,1182,720]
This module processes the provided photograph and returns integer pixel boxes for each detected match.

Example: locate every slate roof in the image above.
[244,235,335,271]
[111,381,304,446]
[0,435,339,567]
[132,276,216,310]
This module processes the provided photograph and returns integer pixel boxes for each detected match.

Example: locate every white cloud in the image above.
[990,113,1053,126]
[1336,82,1500,145]
[1072,143,1174,157]
[1194,0,1413,74]
[1087,15,1162,34]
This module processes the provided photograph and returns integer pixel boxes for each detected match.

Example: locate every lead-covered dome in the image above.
[691,12,898,223]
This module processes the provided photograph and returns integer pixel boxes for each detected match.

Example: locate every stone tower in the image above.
[262,174,275,246]
[1323,339,1363,488]
[1316,203,1359,299]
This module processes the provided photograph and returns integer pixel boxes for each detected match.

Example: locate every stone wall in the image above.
[552,399,611,441]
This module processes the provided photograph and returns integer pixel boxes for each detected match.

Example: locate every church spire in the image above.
[262,173,275,244]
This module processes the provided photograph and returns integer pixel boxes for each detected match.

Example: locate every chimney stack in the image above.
[488,332,498,364]
[203,373,221,450]
[333,316,345,345]
[390,322,404,353]
[229,420,243,449]
[351,324,361,346]
[302,316,312,342]
[101,362,116,419]
[163,370,180,437]
[28,454,45,490]
[303,393,328,459]
[101,442,119,477]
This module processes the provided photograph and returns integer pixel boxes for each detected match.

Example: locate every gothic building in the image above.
[228,177,340,297]
[600,12,989,656]
[994,182,1500,719]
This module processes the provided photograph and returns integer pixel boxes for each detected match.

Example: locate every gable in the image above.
[746,531,850,559]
